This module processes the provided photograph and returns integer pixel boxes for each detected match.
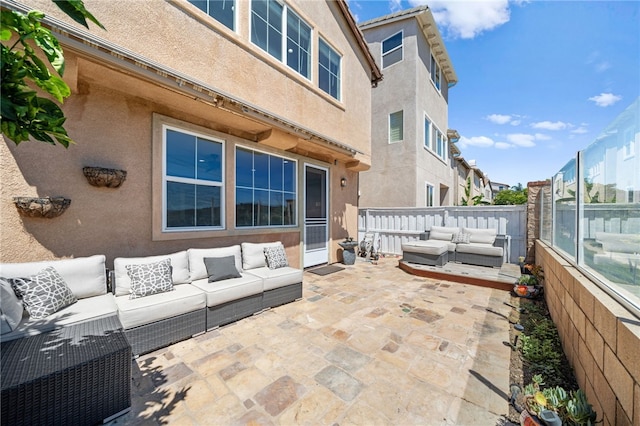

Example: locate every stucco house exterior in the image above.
[0,0,381,268]
[357,6,458,208]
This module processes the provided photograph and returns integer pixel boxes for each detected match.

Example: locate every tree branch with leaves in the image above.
[1,1,103,147]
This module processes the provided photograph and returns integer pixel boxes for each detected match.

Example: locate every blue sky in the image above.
[348,0,640,187]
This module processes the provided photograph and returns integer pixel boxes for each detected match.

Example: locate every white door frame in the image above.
[303,163,329,267]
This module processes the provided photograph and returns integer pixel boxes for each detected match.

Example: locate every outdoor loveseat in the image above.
[402,226,509,268]
[0,241,302,425]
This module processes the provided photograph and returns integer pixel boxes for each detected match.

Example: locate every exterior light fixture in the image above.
[340,177,347,187]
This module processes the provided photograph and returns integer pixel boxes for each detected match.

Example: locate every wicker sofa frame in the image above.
[420,231,509,268]
[1,315,131,426]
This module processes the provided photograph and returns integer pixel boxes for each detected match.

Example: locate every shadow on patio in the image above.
[109,256,514,425]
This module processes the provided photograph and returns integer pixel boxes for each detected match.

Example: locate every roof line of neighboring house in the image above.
[336,0,383,87]
[359,5,458,87]
[3,0,369,157]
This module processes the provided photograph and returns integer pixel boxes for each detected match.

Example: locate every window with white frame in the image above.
[381,31,403,68]
[425,183,434,207]
[424,116,431,149]
[235,146,297,227]
[189,0,235,30]
[430,54,441,91]
[164,127,224,230]
[251,0,311,79]
[319,38,341,100]
[389,110,403,143]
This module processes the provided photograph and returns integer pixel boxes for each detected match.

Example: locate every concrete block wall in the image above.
[536,240,640,426]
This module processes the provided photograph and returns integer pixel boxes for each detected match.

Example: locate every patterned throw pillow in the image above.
[126,258,173,299]
[9,266,77,319]
[452,232,471,244]
[264,245,289,270]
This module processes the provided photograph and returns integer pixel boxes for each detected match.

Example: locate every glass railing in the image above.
[541,97,640,315]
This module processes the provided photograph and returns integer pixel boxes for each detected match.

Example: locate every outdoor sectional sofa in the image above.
[402,226,509,268]
[0,241,302,424]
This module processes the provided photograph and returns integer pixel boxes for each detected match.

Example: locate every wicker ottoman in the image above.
[402,240,449,266]
[1,316,131,426]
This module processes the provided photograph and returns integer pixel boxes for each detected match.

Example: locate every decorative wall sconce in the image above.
[340,177,347,187]
[13,196,71,218]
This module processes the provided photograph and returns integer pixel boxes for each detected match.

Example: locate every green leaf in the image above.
[34,74,70,102]
[0,28,11,41]
[54,0,105,30]
[33,30,65,75]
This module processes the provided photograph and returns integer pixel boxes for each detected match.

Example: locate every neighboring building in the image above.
[452,157,491,205]
[491,181,511,198]
[0,0,381,268]
[358,6,458,207]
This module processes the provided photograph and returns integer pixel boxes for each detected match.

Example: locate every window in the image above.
[389,110,403,143]
[382,31,403,68]
[424,116,431,149]
[251,0,312,79]
[425,183,434,207]
[319,38,341,100]
[430,54,441,91]
[236,147,297,227]
[164,127,223,230]
[189,0,235,30]
[286,10,311,78]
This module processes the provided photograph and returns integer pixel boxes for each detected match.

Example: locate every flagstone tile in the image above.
[254,375,306,416]
[314,365,363,402]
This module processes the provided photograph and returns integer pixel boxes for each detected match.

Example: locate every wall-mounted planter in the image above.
[83,166,127,188]
[13,197,71,218]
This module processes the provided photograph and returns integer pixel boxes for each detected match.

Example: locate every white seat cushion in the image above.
[115,283,205,330]
[429,226,460,242]
[0,255,107,299]
[455,242,503,257]
[0,294,118,342]
[188,245,243,280]
[190,274,263,307]
[244,267,303,291]
[113,251,190,297]
[463,228,497,245]
[241,242,282,270]
[402,240,448,256]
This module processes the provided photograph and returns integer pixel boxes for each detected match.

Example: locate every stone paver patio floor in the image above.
[110,256,512,425]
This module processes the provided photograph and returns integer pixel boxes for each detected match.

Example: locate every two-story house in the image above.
[0,0,381,268]
[358,6,458,207]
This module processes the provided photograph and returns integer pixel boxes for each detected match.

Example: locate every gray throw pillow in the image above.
[126,258,173,299]
[203,256,242,282]
[264,245,289,269]
[0,277,24,333]
[452,232,471,244]
[9,266,77,319]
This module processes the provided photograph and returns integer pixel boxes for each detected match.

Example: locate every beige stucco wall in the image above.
[19,0,373,165]
[358,15,453,208]
[536,241,640,425]
[1,0,369,268]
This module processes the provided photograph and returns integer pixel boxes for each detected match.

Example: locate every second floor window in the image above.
[389,110,403,143]
[190,0,235,31]
[251,0,311,79]
[430,54,441,91]
[382,31,403,68]
[319,38,341,100]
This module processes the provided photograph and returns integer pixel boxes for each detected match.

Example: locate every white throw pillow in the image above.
[452,232,471,244]
[241,242,282,270]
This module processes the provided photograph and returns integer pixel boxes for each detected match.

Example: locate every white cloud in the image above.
[458,135,495,149]
[494,142,512,149]
[486,114,512,125]
[596,61,611,73]
[409,0,518,39]
[589,93,622,107]
[571,126,588,134]
[506,133,536,147]
[510,120,521,126]
[534,133,551,141]
[531,121,568,131]
[389,0,403,13]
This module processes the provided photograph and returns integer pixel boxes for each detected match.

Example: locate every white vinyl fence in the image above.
[358,205,527,263]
